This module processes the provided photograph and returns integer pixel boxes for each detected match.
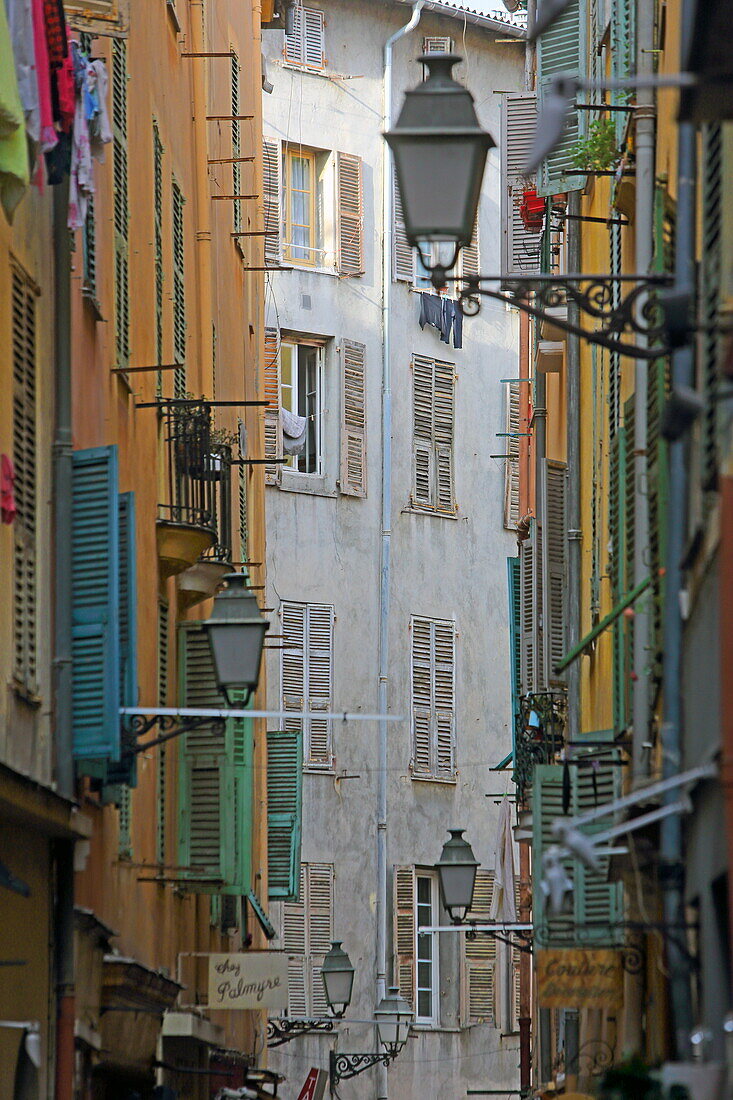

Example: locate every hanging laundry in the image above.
[439,298,463,350]
[5,0,39,143]
[1,454,17,524]
[30,0,56,152]
[53,28,74,133]
[42,0,67,70]
[0,0,30,220]
[281,408,307,456]
[87,60,111,159]
[451,300,463,349]
[68,91,93,228]
[418,292,443,334]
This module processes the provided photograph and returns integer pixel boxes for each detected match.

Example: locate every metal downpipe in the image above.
[379,6,423,1097]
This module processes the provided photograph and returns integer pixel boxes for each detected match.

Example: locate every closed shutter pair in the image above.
[262,138,364,276]
[412,355,455,514]
[282,863,334,1016]
[410,616,456,780]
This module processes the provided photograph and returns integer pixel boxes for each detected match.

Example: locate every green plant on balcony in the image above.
[570,118,620,172]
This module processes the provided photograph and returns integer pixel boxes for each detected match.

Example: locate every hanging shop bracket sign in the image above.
[536,948,623,1009]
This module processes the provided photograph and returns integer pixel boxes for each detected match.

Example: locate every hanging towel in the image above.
[88,60,112,159]
[30,0,56,152]
[281,408,307,456]
[491,796,517,923]
[0,0,30,221]
[5,0,39,143]
[1,454,17,524]
[68,92,93,228]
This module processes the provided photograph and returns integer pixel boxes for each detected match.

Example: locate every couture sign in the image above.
[207,952,289,1010]
[536,948,623,1009]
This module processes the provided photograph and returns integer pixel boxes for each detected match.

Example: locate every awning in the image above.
[554,576,651,674]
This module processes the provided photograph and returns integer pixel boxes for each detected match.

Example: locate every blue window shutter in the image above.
[267,728,303,900]
[72,447,121,768]
[536,0,587,195]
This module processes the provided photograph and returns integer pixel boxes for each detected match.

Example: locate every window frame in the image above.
[280,338,324,477]
[414,871,440,1026]
[283,4,326,72]
[284,147,318,267]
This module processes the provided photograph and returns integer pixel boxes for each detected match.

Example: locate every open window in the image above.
[280,339,324,475]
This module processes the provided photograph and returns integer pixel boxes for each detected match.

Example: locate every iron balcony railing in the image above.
[513,690,566,799]
[158,399,234,563]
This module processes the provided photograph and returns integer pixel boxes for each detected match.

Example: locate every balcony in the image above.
[513,690,566,802]
[156,401,234,600]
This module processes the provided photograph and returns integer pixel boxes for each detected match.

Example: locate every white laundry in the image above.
[281,407,307,455]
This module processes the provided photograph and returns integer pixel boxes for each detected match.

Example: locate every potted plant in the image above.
[520,188,546,231]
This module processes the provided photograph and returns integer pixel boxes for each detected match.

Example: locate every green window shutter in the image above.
[531,765,574,944]
[572,753,622,943]
[11,265,38,691]
[536,0,587,195]
[267,728,303,900]
[519,524,535,695]
[231,54,242,235]
[545,461,567,684]
[610,0,636,142]
[156,598,169,865]
[228,689,254,897]
[701,123,723,491]
[177,623,231,891]
[82,191,97,297]
[608,221,622,439]
[71,447,121,769]
[623,395,635,729]
[507,557,521,721]
[112,40,129,371]
[609,427,627,733]
[153,121,164,395]
[172,179,186,398]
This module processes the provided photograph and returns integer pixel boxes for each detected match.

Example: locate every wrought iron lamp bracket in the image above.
[329,1049,395,1086]
[267,1017,336,1047]
[452,273,674,361]
[122,713,227,755]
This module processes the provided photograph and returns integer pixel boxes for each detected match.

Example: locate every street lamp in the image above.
[435,828,479,924]
[374,986,412,1057]
[204,572,269,705]
[384,54,495,287]
[321,941,355,1019]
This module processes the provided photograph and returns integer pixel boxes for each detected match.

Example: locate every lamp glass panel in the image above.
[393,139,484,240]
[208,622,265,690]
[439,864,476,914]
[322,967,354,1012]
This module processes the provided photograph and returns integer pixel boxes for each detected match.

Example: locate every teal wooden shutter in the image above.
[507,556,521,709]
[622,394,635,729]
[228,689,254,896]
[72,447,121,769]
[572,753,622,943]
[531,765,574,944]
[177,623,233,891]
[610,426,627,733]
[700,123,722,491]
[545,462,567,684]
[267,728,303,900]
[536,0,587,195]
[102,492,139,800]
[610,0,636,141]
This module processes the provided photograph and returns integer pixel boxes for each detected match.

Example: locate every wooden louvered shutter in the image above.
[281,600,306,734]
[461,219,480,280]
[284,865,308,1015]
[393,866,416,1008]
[308,864,334,1015]
[573,751,622,944]
[112,40,130,372]
[156,599,169,864]
[267,728,303,901]
[412,355,434,507]
[434,358,455,514]
[172,179,186,398]
[545,462,567,684]
[231,54,242,235]
[336,153,364,276]
[340,339,367,496]
[177,624,231,889]
[701,123,722,490]
[501,94,541,278]
[393,173,414,282]
[411,618,433,777]
[264,326,282,484]
[610,0,635,142]
[118,493,137,709]
[433,620,456,779]
[504,380,521,529]
[229,690,254,896]
[71,447,121,769]
[463,870,496,1024]
[536,3,587,195]
[610,427,627,733]
[305,604,333,768]
[507,557,521,733]
[263,138,281,265]
[11,268,37,692]
[623,395,635,726]
[531,765,574,945]
[519,525,535,695]
[304,7,325,70]
[284,4,304,64]
[510,877,522,1032]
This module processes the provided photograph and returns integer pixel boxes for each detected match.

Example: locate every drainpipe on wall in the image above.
[52,179,75,1100]
[631,0,655,783]
[380,6,423,1099]
[565,192,581,746]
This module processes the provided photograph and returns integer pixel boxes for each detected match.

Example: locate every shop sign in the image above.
[536,948,623,1009]
[207,952,289,1010]
[297,1068,328,1100]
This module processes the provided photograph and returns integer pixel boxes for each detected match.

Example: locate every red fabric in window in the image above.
[1,454,17,525]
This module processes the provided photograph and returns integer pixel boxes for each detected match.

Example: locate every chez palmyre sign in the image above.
[207,952,289,1010]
